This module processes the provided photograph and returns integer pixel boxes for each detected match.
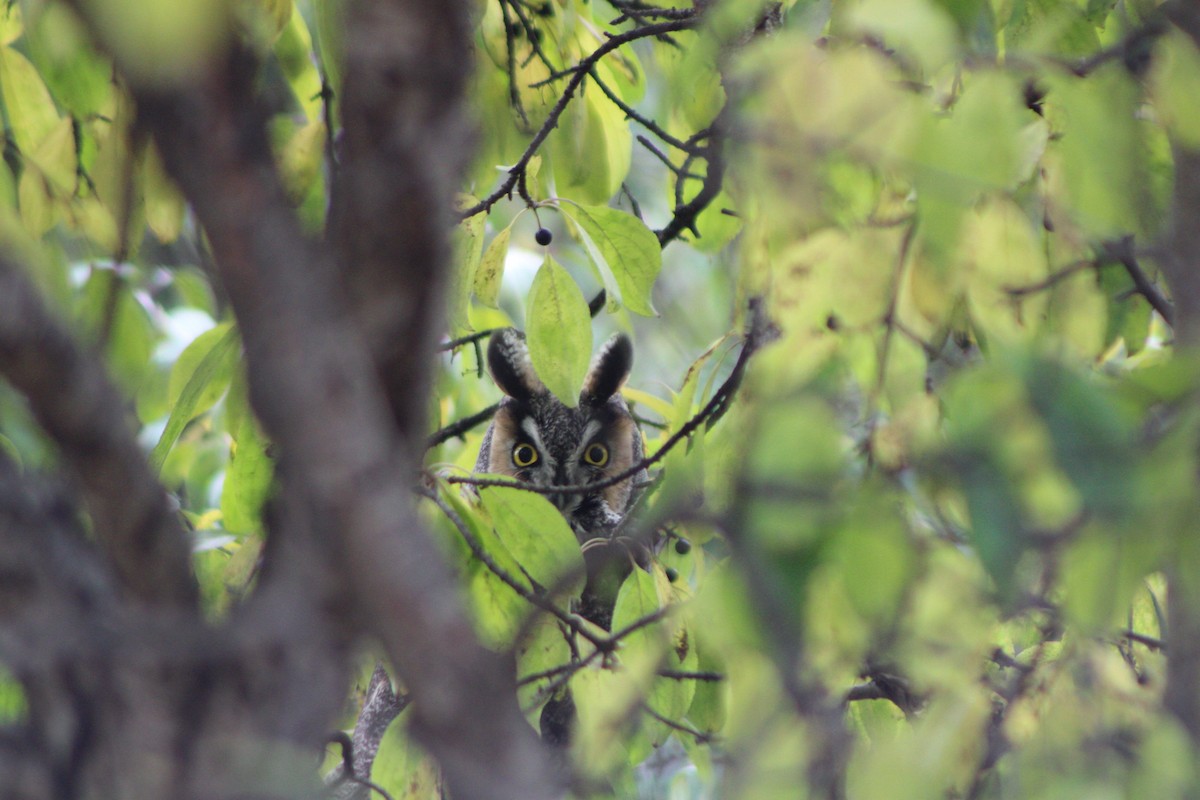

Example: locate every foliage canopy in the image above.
[2,0,1200,798]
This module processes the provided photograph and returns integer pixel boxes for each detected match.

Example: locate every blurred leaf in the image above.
[220,413,273,534]
[313,0,344,93]
[1021,358,1135,520]
[25,3,112,117]
[1151,30,1200,148]
[686,630,728,734]
[152,323,240,472]
[1045,65,1149,236]
[274,6,322,120]
[450,194,486,333]
[18,116,76,239]
[515,616,571,723]
[143,145,185,243]
[0,45,60,156]
[550,85,630,204]
[0,3,20,45]
[526,254,591,406]
[372,719,441,799]
[276,116,325,205]
[845,0,959,74]
[82,0,229,86]
[474,223,510,308]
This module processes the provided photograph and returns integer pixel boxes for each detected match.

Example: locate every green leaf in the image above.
[82,0,230,87]
[549,85,630,204]
[220,413,273,534]
[846,0,959,74]
[610,564,694,745]
[25,4,112,118]
[276,117,325,206]
[686,631,728,734]
[526,254,591,406]
[480,486,585,596]
[274,6,322,120]
[450,194,485,334]
[75,269,156,393]
[143,145,185,243]
[0,3,21,45]
[1046,65,1149,236]
[0,46,60,156]
[1021,358,1135,520]
[313,0,345,95]
[151,323,240,472]
[474,224,510,308]
[561,202,661,316]
[372,718,440,798]
[438,486,532,647]
[1151,30,1200,148]
[515,616,572,722]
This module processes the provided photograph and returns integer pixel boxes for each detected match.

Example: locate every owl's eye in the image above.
[512,442,539,468]
[582,442,609,467]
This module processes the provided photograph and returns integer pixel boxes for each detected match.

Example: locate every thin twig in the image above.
[640,702,713,743]
[1005,258,1096,298]
[1122,629,1167,652]
[460,18,698,219]
[427,403,501,449]
[1106,236,1174,325]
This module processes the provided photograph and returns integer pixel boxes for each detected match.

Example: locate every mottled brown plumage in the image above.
[474,328,646,540]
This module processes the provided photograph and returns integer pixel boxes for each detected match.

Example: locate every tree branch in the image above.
[58,11,563,797]
[460,18,699,220]
[0,256,196,608]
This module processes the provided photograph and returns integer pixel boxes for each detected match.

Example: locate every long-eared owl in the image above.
[475,328,646,540]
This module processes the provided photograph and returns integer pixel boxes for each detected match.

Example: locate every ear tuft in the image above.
[487,328,545,402]
[581,333,633,404]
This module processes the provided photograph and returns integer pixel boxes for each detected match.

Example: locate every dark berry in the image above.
[674,538,692,555]
[535,228,552,246]
[664,567,679,583]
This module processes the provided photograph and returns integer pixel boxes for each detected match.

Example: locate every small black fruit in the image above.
[664,567,679,583]
[674,538,692,555]
[535,228,553,246]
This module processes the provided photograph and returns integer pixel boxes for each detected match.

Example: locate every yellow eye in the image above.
[512,443,539,468]
[583,442,609,467]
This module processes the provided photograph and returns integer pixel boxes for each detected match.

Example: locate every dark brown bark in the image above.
[0,258,196,609]
[1158,2,1200,757]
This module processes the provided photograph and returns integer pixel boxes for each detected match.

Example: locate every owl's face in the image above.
[475,329,645,537]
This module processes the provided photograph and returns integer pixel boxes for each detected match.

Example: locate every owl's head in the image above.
[475,328,645,537]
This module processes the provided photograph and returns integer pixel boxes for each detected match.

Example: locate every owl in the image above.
[475,327,646,540]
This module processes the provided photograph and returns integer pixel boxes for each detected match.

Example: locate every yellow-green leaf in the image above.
[82,0,229,86]
[220,413,273,534]
[526,254,591,406]
[0,46,61,156]
[474,224,511,308]
[481,486,585,596]
[562,202,661,316]
[0,3,21,45]
[152,323,240,472]
[450,194,486,334]
[143,145,185,243]
[550,86,630,204]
